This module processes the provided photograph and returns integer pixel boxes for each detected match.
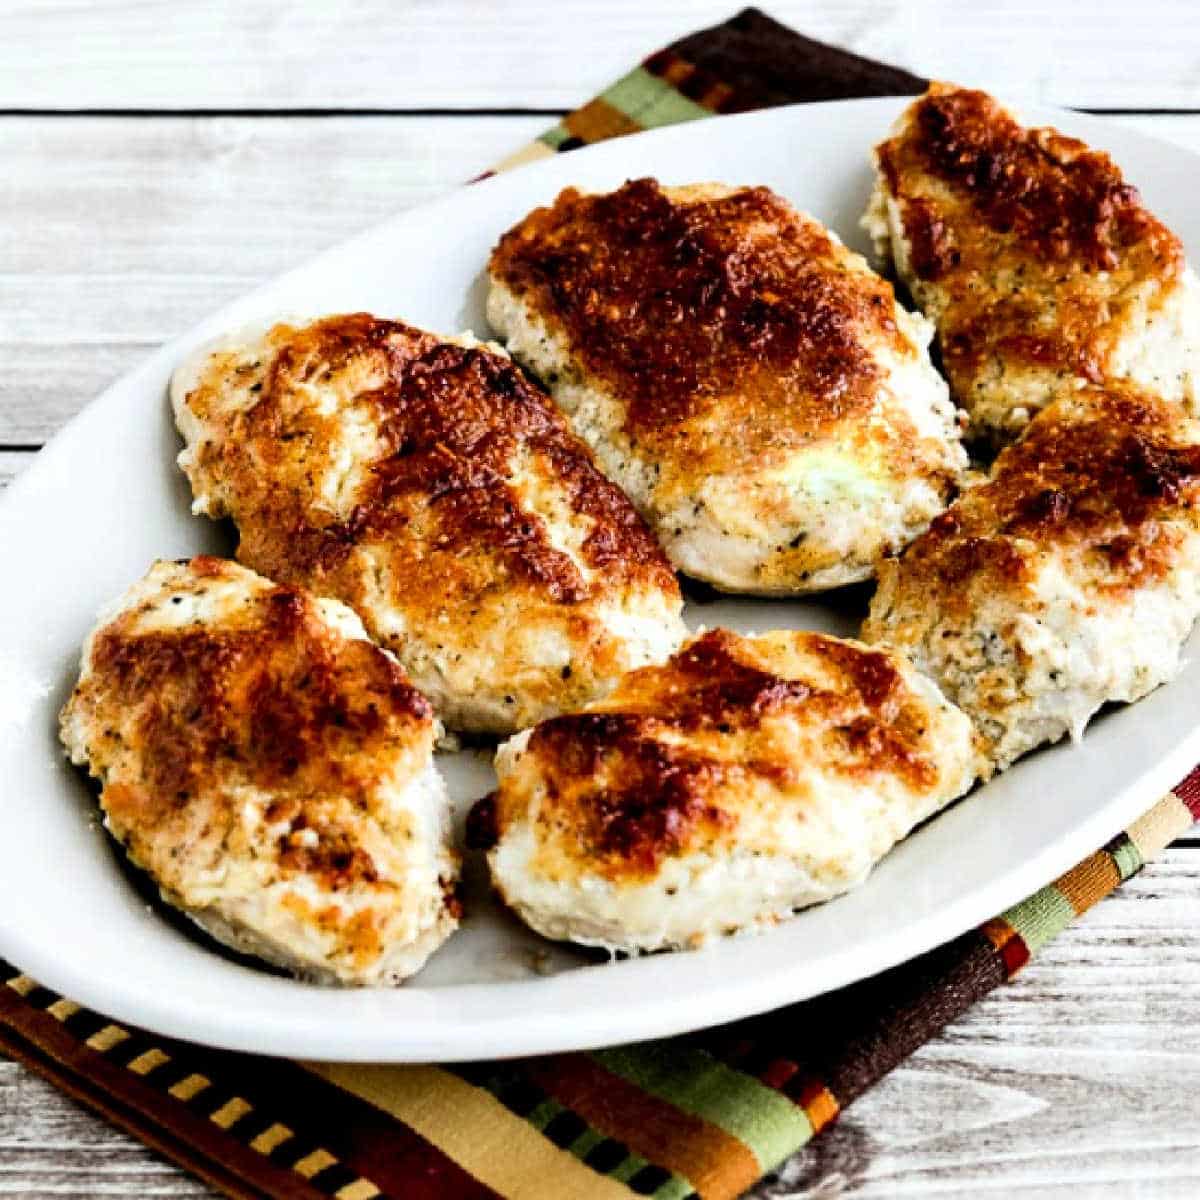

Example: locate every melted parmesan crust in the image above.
[171,314,686,734]
[470,628,978,952]
[488,179,967,594]
[864,386,1200,772]
[59,557,458,985]
[865,83,1200,441]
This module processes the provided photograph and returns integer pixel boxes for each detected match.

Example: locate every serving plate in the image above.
[2,97,1198,1062]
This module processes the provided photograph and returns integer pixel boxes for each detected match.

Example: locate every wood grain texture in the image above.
[3,112,1199,448]
[762,853,1200,1197]
[0,114,544,444]
[5,0,1200,111]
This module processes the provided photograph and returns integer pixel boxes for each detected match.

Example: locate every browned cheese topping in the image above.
[489,179,916,476]
[77,559,430,900]
[189,314,676,607]
[877,84,1184,402]
[475,629,942,881]
[892,388,1200,616]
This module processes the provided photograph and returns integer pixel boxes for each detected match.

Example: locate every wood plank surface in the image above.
[3,112,1199,453]
[766,851,1200,1197]
[5,0,1200,111]
[0,114,545,449]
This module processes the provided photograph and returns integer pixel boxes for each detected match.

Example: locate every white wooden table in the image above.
[2,3,1199,1195]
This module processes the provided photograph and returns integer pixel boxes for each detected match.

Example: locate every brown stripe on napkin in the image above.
[702,925,1008,1107]
[648,7,928,112]
[0,974,492,1199]
[0,982,327,1200]
[492,8,928,174]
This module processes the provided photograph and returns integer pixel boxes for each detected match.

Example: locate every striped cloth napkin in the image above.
[3,9,1198,1199]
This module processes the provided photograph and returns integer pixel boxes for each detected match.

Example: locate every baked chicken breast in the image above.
[171,314,685,735]
[468,628,978,953]
[864,83,1200,443]
[60,557,458,985]
[864,385,1200,773]
[488,179,968,594]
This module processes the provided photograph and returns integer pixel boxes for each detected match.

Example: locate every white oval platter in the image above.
[1,97,1197,1061]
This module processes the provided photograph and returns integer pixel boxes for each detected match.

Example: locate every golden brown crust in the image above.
[876,84,1184,408]
[206,314,673,598]
[178,315,682,729]
[61,558,459,979]
[489,179,916,477]
[78,558,432,903]
[476,629,945,882]
[884,387,1200,614]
